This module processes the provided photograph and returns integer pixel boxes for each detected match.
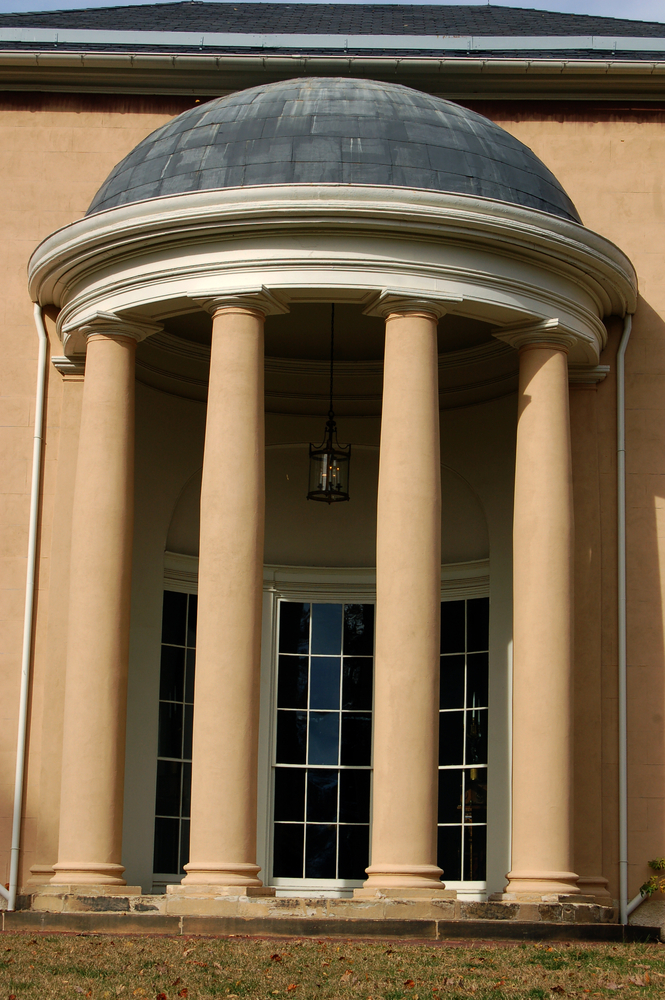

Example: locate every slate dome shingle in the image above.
[87,78,580,222]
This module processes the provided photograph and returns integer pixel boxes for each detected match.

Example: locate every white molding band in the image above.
[29,185,637,366]
[1,28,665,54]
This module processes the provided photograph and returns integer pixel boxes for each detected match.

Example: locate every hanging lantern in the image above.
[307,305,351,504]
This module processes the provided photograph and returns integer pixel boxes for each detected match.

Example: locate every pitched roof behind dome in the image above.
[87,78,580,222]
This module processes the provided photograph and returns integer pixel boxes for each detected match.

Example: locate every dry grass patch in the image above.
[0,934,663,999]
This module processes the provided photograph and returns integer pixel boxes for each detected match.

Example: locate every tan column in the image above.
[569,376,612,902]
[359,298,448,895]
[503,332,579,897]
[52,315,158,887]
[181,295,273,890]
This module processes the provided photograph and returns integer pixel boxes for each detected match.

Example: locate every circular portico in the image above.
[28,78,636,901]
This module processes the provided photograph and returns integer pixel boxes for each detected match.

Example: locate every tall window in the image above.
[153,589,196,881]
[272,601,374,883]
[438,597,489,882]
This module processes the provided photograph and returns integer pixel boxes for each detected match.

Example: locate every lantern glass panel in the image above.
[308,445,350,502]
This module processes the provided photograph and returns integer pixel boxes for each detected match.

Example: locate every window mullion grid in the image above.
[302,603,312,878]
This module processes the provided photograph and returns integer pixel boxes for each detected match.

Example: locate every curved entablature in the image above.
[29,183,636,368]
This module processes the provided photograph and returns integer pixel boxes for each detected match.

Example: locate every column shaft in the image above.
[52,333,136,885]
[506,343,578,896]
[361,309,443,892]
[570,384,611,901]
[182,306,266,887]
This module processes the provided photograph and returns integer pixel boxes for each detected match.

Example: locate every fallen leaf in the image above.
[627,977,646,986]
[74,989,87,996]
[271,954,283,962]
[287,985,298,992]
[403,979,415,988]
[213,962,223,971]
[605,986,622,992]
[178,991,188,999]
[171,980,181,987]
[156,995,167,1000]
[552,988,566,995]
[183,948,194,957]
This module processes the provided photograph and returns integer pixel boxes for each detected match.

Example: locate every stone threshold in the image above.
[1,910,660,942]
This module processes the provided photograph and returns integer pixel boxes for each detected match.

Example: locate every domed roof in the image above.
[87,78,580,223]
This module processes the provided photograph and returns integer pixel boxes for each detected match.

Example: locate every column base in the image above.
[504,870,580,897]
[25,864,55,887]
[181,862,266,888]
[359,863,447,895]
[50,862,127,886]
[576,876,613,903]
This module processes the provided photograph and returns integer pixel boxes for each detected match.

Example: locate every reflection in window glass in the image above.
[154,590,197,880]
[273,601,374,882]
[438,597,489,883]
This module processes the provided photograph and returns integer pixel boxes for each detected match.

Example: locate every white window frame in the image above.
[257,560,490,899]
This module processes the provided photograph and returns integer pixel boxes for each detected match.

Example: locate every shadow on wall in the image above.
[623,295,665,895]
[166,443,489,567]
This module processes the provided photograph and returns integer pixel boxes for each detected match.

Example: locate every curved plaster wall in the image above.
[166,444,489,567]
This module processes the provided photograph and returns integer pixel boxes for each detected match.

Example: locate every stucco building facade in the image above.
[0,3,664,927]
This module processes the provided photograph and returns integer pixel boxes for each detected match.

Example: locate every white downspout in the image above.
[3,304,49,911]
[617,314,632,925]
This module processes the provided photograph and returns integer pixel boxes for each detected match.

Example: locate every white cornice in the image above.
[2,30,665,53]
[27,184,636,365]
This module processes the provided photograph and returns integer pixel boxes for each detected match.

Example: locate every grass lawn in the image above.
[0,934,664,999]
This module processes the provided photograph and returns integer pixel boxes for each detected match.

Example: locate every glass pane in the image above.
[306,770,338,822]
[437,825,462,881]
[179,819,190,872]
[309,657,341,710]
[339,769,371,824]
[467,597,489,652]
[159,645,185,702]
[464,824,487,881]
[464,767,487,824]
[440,655,465,710]
[305,824,336,878]
[181,762,191,818]
[340,713,372,766]
[155,760,181,817]
[185,649,196,704]
[467,653,489,708]
[311,604,343,655]
[158,702,183,759]
[438,768,463,824]
[440,600,465,654]
[343,604,374,656]
[277,656,308,709]
[276,711,307,764]
[273,824,304,878]
[338,825,369,881]
[183,704,193,760]
[342,658,372,710]
[466,709,488,766]
[279,602,310,654]
[308,712,339,765]
[186,593,198,647]
[161,590,187,646]
[439,710,464,766]
[274,768,306,822]
[153,817,179,874]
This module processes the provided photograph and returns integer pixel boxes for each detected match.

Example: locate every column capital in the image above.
[493,318,577,354]
[63,311,162,344]
[191,286,289,317]
[363,289,460,320]
[568,364,610,386]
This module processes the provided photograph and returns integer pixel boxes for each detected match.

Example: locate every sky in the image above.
[0,0,662,25]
